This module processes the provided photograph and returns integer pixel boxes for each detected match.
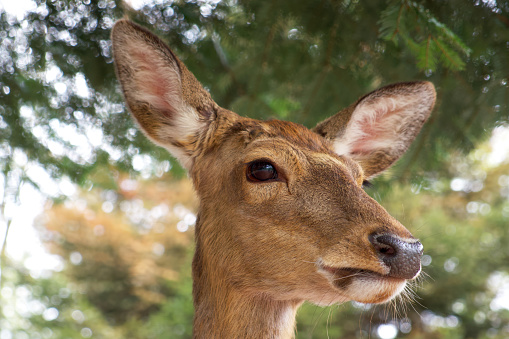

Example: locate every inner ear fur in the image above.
[111,19,218,169]
[313,81,436,178]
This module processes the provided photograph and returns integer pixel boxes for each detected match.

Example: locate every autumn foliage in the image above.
[41,175,197,324]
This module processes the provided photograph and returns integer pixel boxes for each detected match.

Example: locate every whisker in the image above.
[358,306,365,338]
[418,231,446,241]
[310,294,334,336]
[301,260,316,264]
[414,221,429,231]
[326,306,333,339]
[332,272,363,281]
[419,270,434,282]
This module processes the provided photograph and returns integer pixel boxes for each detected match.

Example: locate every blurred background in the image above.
[0,0,508,338]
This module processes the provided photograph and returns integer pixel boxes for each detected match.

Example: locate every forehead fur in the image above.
[222,118,365,180]
[227,119,335,154]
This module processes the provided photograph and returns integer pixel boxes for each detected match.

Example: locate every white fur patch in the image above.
[277,307,296,337]
[154,102,203,169]
[333,96,416,157]
[314,258,408,304]
[346,276,407,303]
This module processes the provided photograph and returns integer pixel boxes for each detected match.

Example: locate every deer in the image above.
[111,19,436,338]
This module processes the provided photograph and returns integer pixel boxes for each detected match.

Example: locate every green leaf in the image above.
[433,36,467,71]
[378,1,406,44]
[379,0,471,72]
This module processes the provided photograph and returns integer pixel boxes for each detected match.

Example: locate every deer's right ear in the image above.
[111,20,217,170]
[313,82,436,179]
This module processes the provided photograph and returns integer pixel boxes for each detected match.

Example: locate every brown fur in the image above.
[111,20,436,338]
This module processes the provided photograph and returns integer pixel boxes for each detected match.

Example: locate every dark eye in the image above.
[362,180,373,189]
[247,161,278,182]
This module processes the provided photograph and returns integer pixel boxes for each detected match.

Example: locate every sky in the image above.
[0,0,37,20]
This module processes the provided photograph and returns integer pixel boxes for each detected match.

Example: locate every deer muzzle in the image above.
[369,233,423,280]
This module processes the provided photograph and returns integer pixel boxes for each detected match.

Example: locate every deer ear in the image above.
[313,82,436,178]
[111,20,217,170]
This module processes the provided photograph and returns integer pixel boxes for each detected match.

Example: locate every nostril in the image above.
[378,245,396,256]
[369,233,423,279]
[372,241,396,256]
[369,234,397,257]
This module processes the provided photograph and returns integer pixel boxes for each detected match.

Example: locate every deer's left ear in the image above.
[313,81,436,178]
[111,20,220,170]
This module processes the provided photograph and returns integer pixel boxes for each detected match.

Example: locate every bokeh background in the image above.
[1,0,509,338]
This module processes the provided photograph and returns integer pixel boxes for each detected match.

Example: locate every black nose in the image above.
[369,234,423,279]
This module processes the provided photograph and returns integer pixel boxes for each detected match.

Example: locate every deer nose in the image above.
[369,234,423,279]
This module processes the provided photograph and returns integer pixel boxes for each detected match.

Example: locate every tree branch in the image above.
[299,16,339,119]
[0,164,22,309]
[252,20,278,98]
[212,34,245,95]
[432,36,461,70]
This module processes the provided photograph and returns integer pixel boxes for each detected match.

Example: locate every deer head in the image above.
[112,20,436,338]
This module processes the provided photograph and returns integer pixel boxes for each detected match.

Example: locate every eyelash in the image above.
[362,180,373,189]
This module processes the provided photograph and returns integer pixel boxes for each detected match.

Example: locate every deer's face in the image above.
[111,20,435,306]
[192,116,421,305]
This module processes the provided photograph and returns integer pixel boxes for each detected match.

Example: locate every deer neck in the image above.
[191,273,300,339]
[192,218,301,339]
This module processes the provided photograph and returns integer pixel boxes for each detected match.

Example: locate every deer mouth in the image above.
[315,262,409,304]
[318,265,406,290]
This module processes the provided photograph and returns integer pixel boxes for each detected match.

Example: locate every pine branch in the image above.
[299,66,330,120]
[432,36,464,71]
[252,0,278,97]
[0,165,23,303]
[392,1,406,41]
[424,35,431,69]
[299,16,339,119]
[379,1,407,44]
[379,0,470,72]
[427,17,471,56]
[210,31,247,108]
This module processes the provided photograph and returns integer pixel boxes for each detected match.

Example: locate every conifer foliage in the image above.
[379,0,472,71]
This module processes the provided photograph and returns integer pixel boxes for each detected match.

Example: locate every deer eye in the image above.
[362,180,373,189]
[247,161,278,182]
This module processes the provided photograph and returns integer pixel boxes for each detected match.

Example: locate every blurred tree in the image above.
[40,173,197,324]
[0,257,125,338]
[0,0,507,187]
[1,173,197,338]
